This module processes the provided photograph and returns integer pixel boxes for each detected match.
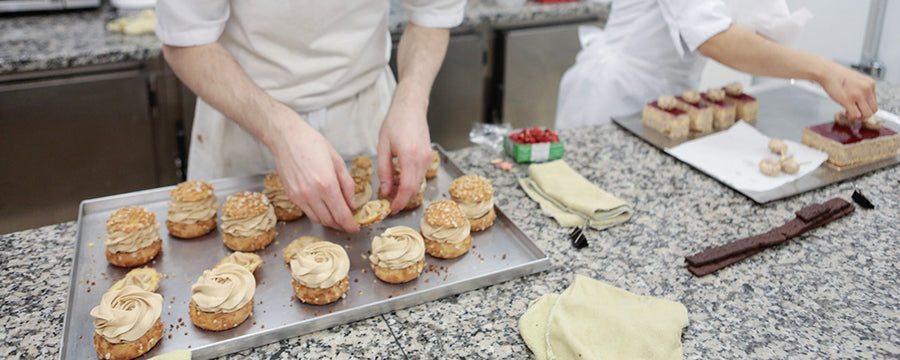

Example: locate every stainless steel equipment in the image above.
[852,0,887,80]
[0,0,98,13]
[613,81,900,204]
[59,145,551,359]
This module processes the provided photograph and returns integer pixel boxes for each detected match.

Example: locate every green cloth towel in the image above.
[519,160,632,230]
[148,350,191,360]
[519,275,689,360]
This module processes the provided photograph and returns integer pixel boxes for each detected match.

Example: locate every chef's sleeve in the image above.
[657,0,732,55]
[399,0,466,28]
[155,0,230,47]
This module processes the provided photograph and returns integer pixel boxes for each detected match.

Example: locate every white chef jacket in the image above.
[155,0,465,180]
[555,0,810,130]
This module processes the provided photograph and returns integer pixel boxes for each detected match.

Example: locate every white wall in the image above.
[699,0,900,89]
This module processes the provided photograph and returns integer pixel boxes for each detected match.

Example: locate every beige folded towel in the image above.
[148,350,191,360]
[519,275,689,360]
[519,160,632,230]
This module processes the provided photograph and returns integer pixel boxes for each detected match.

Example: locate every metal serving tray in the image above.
[60,145,550,359]
[613,80,900,204]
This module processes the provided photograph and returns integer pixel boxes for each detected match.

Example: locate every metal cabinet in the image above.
[496,22,589,130]
[0,62,181,233]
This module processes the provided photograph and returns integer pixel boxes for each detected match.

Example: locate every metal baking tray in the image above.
[613,80,900,204]
[59,144,551,359]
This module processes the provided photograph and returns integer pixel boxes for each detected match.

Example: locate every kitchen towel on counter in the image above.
[666,121,828,193]
[518,160,632,230]
[519,275,689,360]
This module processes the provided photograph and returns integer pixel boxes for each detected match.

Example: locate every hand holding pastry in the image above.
[377,97,432,213]
[817,62,878,120]
[266,117,359,233]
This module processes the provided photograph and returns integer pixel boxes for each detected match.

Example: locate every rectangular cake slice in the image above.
[801,121,900,168]
[675,93,714,133]
[700,91,736,130]
[724,92,759,125]
[642,96,690,138]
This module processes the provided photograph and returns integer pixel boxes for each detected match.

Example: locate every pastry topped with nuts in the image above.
[220,191,277,252]
[263,173,304,221]
[420,200,472,259]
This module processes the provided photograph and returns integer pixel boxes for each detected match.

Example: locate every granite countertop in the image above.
[2,82,898,359]
[0,1,609,76]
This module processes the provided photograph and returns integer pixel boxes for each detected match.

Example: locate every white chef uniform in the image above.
[155,0,465,180]
[554,0,811,130]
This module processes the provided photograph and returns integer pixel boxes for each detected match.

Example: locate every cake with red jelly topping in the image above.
[674,90,714,133]
[701,89,736,130]
[722,82,758,124]
[801,117,900,168]
[642,95,690,138]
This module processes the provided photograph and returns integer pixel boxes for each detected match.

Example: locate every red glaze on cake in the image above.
[648,100,688,116]
[807,122,896,145]
[801,119,900,168]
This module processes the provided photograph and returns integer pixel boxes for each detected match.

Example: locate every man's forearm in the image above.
[394,22,450,111]
[162,43,298,148]
[698,25,828,84]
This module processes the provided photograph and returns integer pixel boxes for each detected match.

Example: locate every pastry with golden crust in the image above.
[284,237,351,305]
[420,200,472,259]
[166,180,218,239]
[220,191,278,251]
[350,155,375,183]
[90,286,164,360]
[216,251,263,273]
[105,206,162,268]
[449,175,496,232]
[263,173,304,221]
[352,177,374,210]
[352,199,391,226]
[189,263,256,331]
[642,95,690,139]
[109,267,161,293]
[370,226,426,284]
[426,150,440,179]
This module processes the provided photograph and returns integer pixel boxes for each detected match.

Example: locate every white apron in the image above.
[554,0,811,130]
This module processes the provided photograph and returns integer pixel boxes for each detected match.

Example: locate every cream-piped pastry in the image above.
[350,155,375,183]
[189,263,256,331]
[352,199,390,227]
[449,175,496,231]
[90,286,164,360]
[263,173,304,221]
[105,206,162,268]
[220,191,277,252]
[426,150,440,179]
[370,226,426,284]
[109,267,161,293]
[420,200,472,259]
[352,177,374,210]
[285,237,350,305]
[216,251,263,273]
[166,180,218,239]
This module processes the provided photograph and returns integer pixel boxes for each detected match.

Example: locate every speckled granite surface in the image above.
[2,83,898,359]
[0,1,608,76]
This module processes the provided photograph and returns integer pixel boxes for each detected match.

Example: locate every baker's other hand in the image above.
[818,62,878,120]
[266,109,359,233]
[377,100,432,213]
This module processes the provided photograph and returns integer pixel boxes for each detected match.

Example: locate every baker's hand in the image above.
[377,101,432,213]
[267,112,359,233]
[818,63,878,120]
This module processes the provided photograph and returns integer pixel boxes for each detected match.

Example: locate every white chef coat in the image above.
[555,0,810,130]
[155,0,465,180]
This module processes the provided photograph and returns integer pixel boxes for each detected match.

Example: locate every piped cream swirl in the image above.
[166,194,218,224]
[420,218,470,244]
[221,205,276,237]
[191,263,255,313]
[90,286,162,344]
[289,241,350,289]
[105,222,160,254]
[457,198,493,220]
[353,182,373,209]
[369,226,426,270]
[263,187,300,212]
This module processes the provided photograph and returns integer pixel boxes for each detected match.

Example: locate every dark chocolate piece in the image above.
[685,198,855,276]
[796,203,828,222]
[851,190,875,209]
